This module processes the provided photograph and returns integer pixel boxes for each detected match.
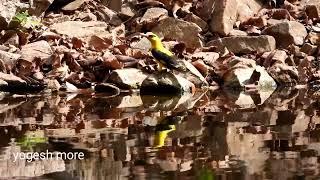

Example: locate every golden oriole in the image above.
[142,32,186,71]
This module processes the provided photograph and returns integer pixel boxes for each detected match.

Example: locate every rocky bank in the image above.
[0,0,319,95]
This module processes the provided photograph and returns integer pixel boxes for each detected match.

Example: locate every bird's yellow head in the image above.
[143,32,163,49]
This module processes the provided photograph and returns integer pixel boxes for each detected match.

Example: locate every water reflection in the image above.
[0,88,318,179]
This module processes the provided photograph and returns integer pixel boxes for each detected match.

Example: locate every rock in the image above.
[152,17,203,49]
[94,83,120,96]
[223,57,277,90]
[183,14,208,31]
[262,50,288,67]
[237,0,263,22]
[116,94,143,108]
[0,72,34,92]
[45,79,61,91]
[51,21,113,42]
[119,3,135,19]
[0,50,20,67]
[179,60,208,87]
[305,0,320,19]
[141,71,195,95]
[300,43,318,55]
[210,0,238,35]
[268,63,299,85]
[20,41,53,62]
[62,0,85,11]
[103,0,123,12]
[192,60,211,76]
[298,56,315,83]
[191,52,220,65]
[96,6,123,26]
[0,79,8,87]
[140,8,168,25]
[193,0,215,21]
[262,21,307,48]
[229,29,248,36]
[207,35,276,54]
[29,0,54,16]
[65,82,78,92]
[307,32,320,45]
[0,0,24,29]
[130,37,151,51]
[107,68,148,89]
[267,19,285,26]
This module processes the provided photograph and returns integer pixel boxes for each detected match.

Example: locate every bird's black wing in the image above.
[151,49,183,70]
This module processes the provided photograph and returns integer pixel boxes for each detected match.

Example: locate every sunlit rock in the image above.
[223,57,277,91]
[108,68,148,89]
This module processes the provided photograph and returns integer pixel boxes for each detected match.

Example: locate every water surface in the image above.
[0,88,319,180]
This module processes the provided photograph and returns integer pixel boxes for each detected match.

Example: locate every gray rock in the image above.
[20,41,53,62]
[207,35,276,54]
[50,21,123,45]
[237,0,263,22]
[223,57,277,90]
[262,21,307,48]
[183,14,208,31]
[152,17,203,49]
[62,0,85,11]
[141,71,195,95]
[140,8,168,25]
[51,21,110,40]
[107,68,148,89]
[268,63,299,85]
[0,50,20,67]
[210,0,238,35]
[229,29,248,36]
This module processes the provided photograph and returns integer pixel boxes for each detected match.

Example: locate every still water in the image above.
[0,88,319,180]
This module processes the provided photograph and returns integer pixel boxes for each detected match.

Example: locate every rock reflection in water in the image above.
[0,88,318,179]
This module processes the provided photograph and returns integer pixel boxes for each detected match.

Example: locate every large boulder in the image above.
[140,71,195,95]
[262,21,307,48]
[107,68,148,89]
[210,0,238,35]
[207,35,276,54]
[152,17,203,49]
[223,57,277,90]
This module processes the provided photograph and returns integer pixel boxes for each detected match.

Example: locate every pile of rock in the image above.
[0,0,318,95]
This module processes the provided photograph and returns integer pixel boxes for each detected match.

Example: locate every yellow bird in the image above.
[154,125,176,148]
[142,32,186,71]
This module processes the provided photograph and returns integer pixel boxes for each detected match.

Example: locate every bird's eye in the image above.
[148,35,155,38]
